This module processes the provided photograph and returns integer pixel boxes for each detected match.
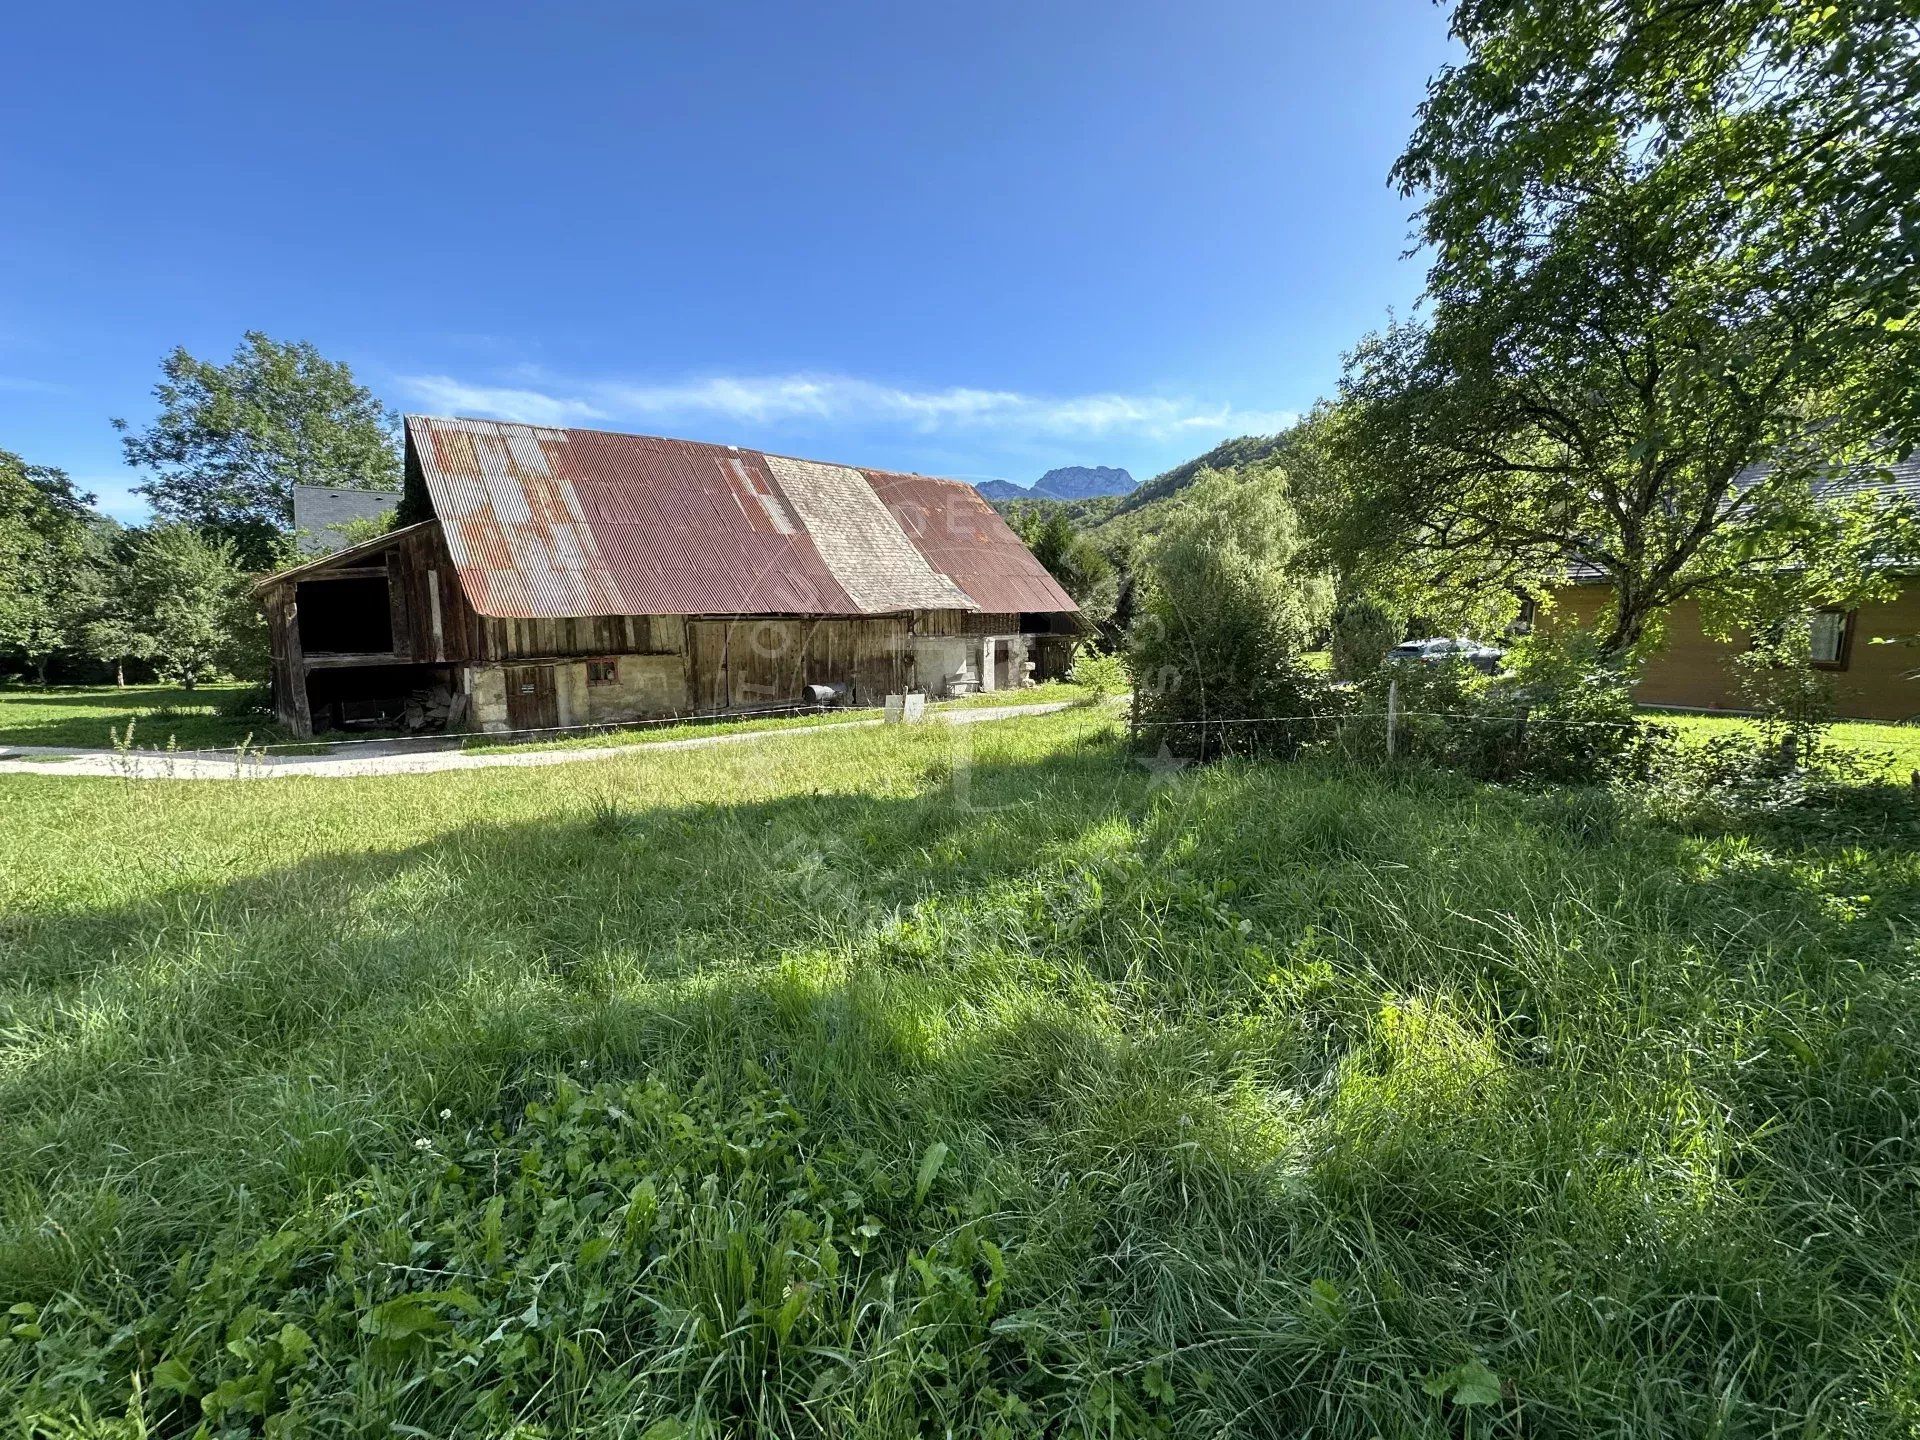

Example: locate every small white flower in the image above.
[438,1108,453,1121]
[414,1137,433,1151]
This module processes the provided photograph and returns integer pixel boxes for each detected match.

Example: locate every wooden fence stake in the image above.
[1386,678,1399,761]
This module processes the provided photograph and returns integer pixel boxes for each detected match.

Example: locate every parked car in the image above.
[1386,637,1506,674]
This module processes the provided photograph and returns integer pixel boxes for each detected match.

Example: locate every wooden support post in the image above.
[1385,678,1399,761]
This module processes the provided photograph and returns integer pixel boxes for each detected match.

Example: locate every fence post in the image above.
[1385,678,1399,761]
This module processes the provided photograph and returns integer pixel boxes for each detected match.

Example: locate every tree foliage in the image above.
[0,450,97,683]
[1324,0,1919,655]
[116,332,401,570]
[1328,592,1403,682]
[116,525,263,689]
[1129,466,1332,757]
[1013,507,1119,636]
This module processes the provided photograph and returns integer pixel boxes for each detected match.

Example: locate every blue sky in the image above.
[1,2,1454,522]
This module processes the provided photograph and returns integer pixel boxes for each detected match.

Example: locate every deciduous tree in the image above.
[118,525,262,690]
[1129,466,1332,756]
[0,450,97,684]
[116,332,401,570]
[1015,507,1119,636]
[1326,0,1919,655]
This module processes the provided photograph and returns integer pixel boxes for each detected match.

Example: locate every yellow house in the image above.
[1543,453,1918,722]
[1547,579,1919,722]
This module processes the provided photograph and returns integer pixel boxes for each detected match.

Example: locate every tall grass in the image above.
[1,709,1916,1435]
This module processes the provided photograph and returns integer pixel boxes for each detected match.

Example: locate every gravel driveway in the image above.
[0,701,1079,782]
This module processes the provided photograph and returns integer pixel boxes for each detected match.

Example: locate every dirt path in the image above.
[0,702,1079,782]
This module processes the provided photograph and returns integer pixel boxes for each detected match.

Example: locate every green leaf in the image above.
[361,1290,472,1340]
[578,1234,614,1267]
[1424,1358,1503,1407]
[914,1140,951,1207]
[772,1286,807,1344]
[1307,1276,1343,1319]
[151,1355,196,1395]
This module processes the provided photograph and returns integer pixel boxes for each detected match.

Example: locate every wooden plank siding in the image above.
[917,610,1021,637]
[490,614,682,661]
[684,617,909,712]
[260,520,1063,736]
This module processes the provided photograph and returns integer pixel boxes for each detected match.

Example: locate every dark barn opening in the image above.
[304,664,453,733]
[298,576,394,655]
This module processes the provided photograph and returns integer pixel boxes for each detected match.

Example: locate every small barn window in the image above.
[587,659,618,687]
[1810,609,1852,669]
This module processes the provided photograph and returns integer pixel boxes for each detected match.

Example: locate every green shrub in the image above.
[1066,647,1127,698]
[216,683,274,720]
[1639,730,1916,839]
[1328,595,1401,682]
[1127,466,1334,759]
[1332,634,1662,784]
[1732,614,1836,763]
[1494,633,1665,783]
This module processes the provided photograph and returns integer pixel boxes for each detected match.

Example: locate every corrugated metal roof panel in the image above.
[409,417,862,618]
[866,468,1080,614]
[406,416,1078,621]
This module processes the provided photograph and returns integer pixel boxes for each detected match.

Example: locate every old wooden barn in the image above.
[254,416,1080,737]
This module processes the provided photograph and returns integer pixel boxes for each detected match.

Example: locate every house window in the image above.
[586,659,618,687]
[1809,609,1852,670]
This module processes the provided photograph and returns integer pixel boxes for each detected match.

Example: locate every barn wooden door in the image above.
[847,619,908,703]
[504,663,558,732]
[728,619,808,709]
[687,622,730,712]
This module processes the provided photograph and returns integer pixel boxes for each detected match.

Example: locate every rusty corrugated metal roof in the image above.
[406,416,1078,620]
[865,468,1080,614]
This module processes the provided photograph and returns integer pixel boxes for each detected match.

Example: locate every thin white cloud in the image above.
[398,370,1295,441]
[399,375,607,427]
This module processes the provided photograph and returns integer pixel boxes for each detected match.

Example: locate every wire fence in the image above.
[1128,684,1920,760]
[107,701,857,760]
[67,687,1917,764]
[91,691,1082,762]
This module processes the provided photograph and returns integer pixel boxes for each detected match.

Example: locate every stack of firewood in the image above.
[401,686,454,731]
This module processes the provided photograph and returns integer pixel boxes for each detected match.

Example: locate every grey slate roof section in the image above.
[292,484,401,556]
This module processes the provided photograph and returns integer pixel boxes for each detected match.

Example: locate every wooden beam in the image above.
[301,651,410,669]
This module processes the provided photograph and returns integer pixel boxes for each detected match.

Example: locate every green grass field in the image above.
[0,683,1093,758]
[1652,707,1920,771]
[0,682,274,751]
[3,707,1918,1435]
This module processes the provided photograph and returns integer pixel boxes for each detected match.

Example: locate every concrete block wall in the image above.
[912,633,1037,697]
[582,655,687,721]
[468,666,509,733]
